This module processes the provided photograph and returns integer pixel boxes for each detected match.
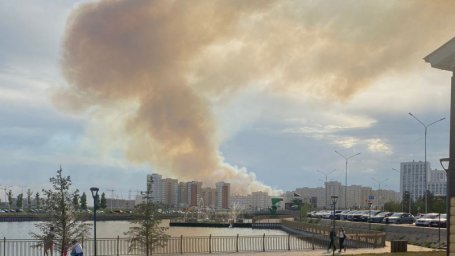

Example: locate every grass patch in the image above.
[373,225,385,232]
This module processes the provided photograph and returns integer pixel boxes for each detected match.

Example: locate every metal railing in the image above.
[0,234,331,256]
[281,220,386,248]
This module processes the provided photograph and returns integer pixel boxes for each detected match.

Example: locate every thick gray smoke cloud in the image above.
[57,0,455,194]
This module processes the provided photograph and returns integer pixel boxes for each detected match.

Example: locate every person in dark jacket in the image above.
[328,229,336,252]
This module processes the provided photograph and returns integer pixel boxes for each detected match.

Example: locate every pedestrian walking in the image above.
[70,239,84,256]
[339,227,347,252]
[328,229,336,252]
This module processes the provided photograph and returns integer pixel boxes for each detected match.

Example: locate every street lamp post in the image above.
[368,201,373,232]
[409,112,445,213]
[371,178,389,211]
[440,158,449,249]
[317,169,336,209]
[335,151,360,209]
[90,187,100,256]
[331,195,338,256]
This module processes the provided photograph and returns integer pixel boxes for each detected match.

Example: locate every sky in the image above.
[1,0,454,200]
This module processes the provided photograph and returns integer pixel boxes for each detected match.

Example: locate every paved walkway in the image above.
[197,241,441,256]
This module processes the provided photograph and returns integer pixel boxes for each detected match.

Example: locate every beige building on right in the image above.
[294,181,399,210]
[424,37,455,256]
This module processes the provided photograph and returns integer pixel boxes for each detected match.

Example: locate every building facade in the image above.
[147,173,162,203]
[201,187,217,208]
[293,181,399,210]
[400,161,447,200]
[400,161,429,201]
[161,178,179,208]
[216,182,231,209]
[428,169,447,197]
[188,181,202,207]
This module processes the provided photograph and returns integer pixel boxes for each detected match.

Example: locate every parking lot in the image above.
[307,210,446,228]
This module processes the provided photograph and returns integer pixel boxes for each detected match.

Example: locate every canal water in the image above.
[0,220,288,239]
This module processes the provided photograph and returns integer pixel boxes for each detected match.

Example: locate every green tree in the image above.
[35,192,40,209]
[80,192,87,210]
[27,189,33,211]
[401,191,415,213]
[30,167,90,256]
[431,196,446,213]
[7,190,13,211]
[16,193,23,209]
[72,194,80,210]
[383,201,401,212]
[100,192,107,209]
[125,193,169,255]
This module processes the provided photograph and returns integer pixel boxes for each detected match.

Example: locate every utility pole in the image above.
[335,151,360,209]
[409,112,445,213]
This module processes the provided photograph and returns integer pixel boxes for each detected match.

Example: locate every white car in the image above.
[415,213,439,227]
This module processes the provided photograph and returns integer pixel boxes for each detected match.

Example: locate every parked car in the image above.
[360,210,382,222]
[429,214,447,228]
[337,210,351,220]
[383,212,414,224]
[370,211,392,223]
[346,210,360,221]
[307,211,317,217]
[351,210,369,222]
[414,213,425,220]
[330,210,343,220]
[415,213,440,227]
[339,210,353,220]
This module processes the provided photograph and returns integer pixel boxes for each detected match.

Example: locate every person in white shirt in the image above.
[70,239,84,256]
[338,227,347,252]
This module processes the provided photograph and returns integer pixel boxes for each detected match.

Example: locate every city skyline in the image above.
[0,1,454,198]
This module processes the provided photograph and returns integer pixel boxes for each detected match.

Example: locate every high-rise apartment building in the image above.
[216,182,231,209]
[400,161,430,201]
[161,178,179,208]
[147,173,162,203]
[294,181,399,210]
[201,187,217,208]
[428,169,447,197]
[250,191,270,210]
[231,194,249,209]
[178,182,189,208]
[188,181,202,207]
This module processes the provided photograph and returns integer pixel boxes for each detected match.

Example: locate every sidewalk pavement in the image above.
[208,241,441,256]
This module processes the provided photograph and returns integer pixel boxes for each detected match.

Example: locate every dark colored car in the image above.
[352,210,369,222]
[346,210,360,221]
[330,210,343,220]
[370,211,392,223]
[383,212,414,224]
[360,210,382,222]
[340,210,354,220]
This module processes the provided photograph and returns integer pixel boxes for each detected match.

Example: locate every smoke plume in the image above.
[57,0,455,194]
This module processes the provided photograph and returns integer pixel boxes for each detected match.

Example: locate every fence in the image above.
[0,234,332,256]
[281,220,386,248]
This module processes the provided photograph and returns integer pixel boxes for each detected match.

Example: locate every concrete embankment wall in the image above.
[315,218,446,248]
